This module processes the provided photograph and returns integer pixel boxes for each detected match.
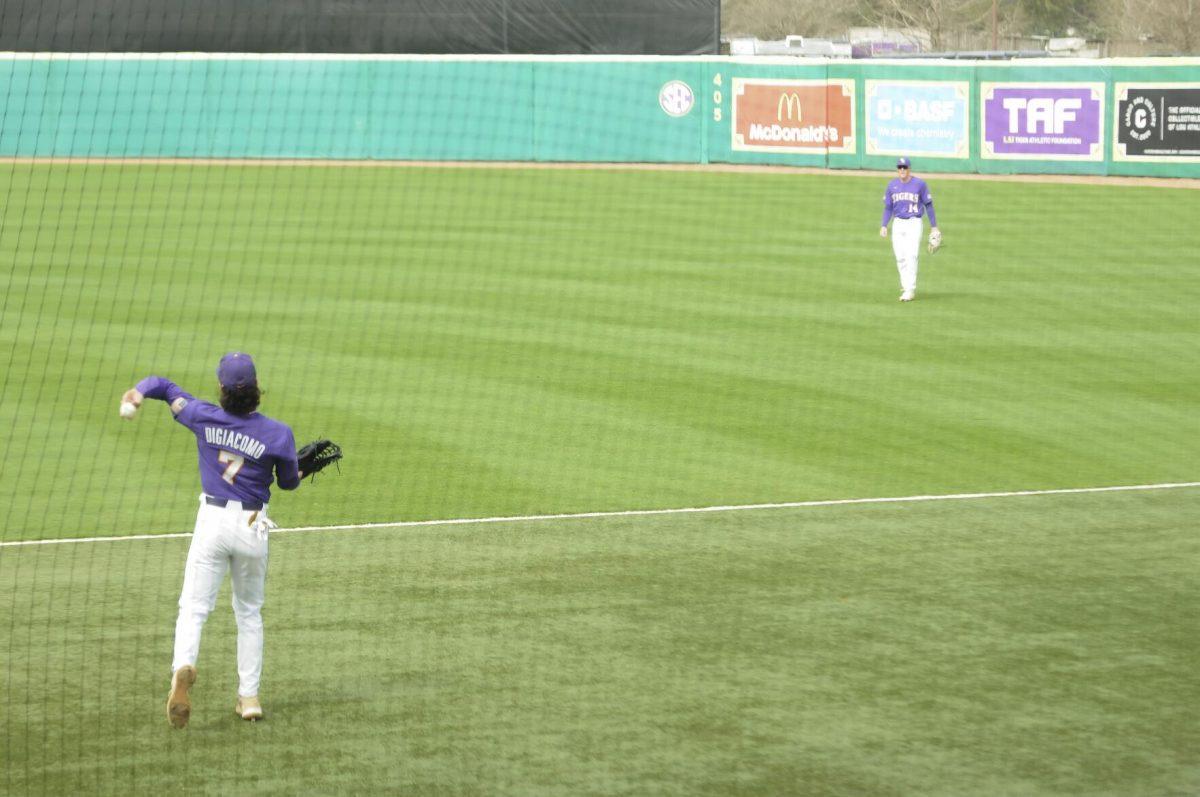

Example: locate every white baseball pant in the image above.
[172,495,269,698]
[890,216,924,293]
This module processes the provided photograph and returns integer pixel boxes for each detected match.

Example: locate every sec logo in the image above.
[659,81,695,117]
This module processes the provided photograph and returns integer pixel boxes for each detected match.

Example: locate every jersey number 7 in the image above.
[218,450,245,484]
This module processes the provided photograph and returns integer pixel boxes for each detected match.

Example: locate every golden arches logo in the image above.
[777,92,803,122]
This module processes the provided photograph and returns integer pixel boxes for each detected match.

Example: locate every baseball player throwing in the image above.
[880,157,940,302]
[121,353,302,728]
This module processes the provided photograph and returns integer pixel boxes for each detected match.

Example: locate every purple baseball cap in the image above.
[896,157,911,168]
[217,352,257,388]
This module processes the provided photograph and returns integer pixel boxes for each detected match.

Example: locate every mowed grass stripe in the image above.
[2,489,1197,795]
[0,166,1197,541]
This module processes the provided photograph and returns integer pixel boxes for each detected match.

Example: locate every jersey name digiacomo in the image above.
[136,376,300,504]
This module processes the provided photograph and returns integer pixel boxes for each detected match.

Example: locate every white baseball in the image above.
[119,401,138,419]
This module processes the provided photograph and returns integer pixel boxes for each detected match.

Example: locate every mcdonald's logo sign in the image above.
[732,79,856,154]
[777,92,803,122]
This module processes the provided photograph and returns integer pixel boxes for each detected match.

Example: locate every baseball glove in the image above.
[927,229,943,254]
[297,439,342,480]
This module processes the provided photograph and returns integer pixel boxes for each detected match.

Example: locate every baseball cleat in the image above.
[166,665,197,729]
[899,290,915,302]
[236,695,263,721]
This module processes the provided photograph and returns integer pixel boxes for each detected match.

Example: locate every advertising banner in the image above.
[1113,83,1200,162]
[981,83,1104,160]
[866,80,969,158]
[731,79,855,154]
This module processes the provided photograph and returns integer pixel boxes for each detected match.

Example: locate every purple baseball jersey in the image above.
[136,376,300,505]
[881,176,937,227]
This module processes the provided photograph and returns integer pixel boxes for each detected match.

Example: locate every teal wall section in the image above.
[1,54,1197,177]
[531,62,706,163]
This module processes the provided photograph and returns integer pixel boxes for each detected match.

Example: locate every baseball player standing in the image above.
[880,157,940,302]
[120,352,303,728]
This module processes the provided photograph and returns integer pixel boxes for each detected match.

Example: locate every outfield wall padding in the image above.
[1,54,1198,177]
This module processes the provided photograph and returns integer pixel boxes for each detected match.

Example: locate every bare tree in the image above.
[1127,0,1198,52]
[722,0,858,39]
[724,0,1199,52]
[855,0,998,50]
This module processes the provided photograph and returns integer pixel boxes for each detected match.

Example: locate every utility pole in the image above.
[991,0,998,50]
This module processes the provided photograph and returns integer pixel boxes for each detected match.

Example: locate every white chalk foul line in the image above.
[3,481,1198,549]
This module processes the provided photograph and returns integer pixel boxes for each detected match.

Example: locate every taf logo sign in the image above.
[981,83,1104,160]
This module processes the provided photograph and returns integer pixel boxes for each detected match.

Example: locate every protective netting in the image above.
[2,8,1199,794]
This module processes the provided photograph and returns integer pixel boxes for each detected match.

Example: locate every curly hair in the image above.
[219,384,261,416]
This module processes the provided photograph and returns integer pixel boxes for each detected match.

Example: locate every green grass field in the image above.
[2,163,1199,794]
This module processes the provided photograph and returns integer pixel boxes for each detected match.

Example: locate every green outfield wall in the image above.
[1,53,1198,177]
